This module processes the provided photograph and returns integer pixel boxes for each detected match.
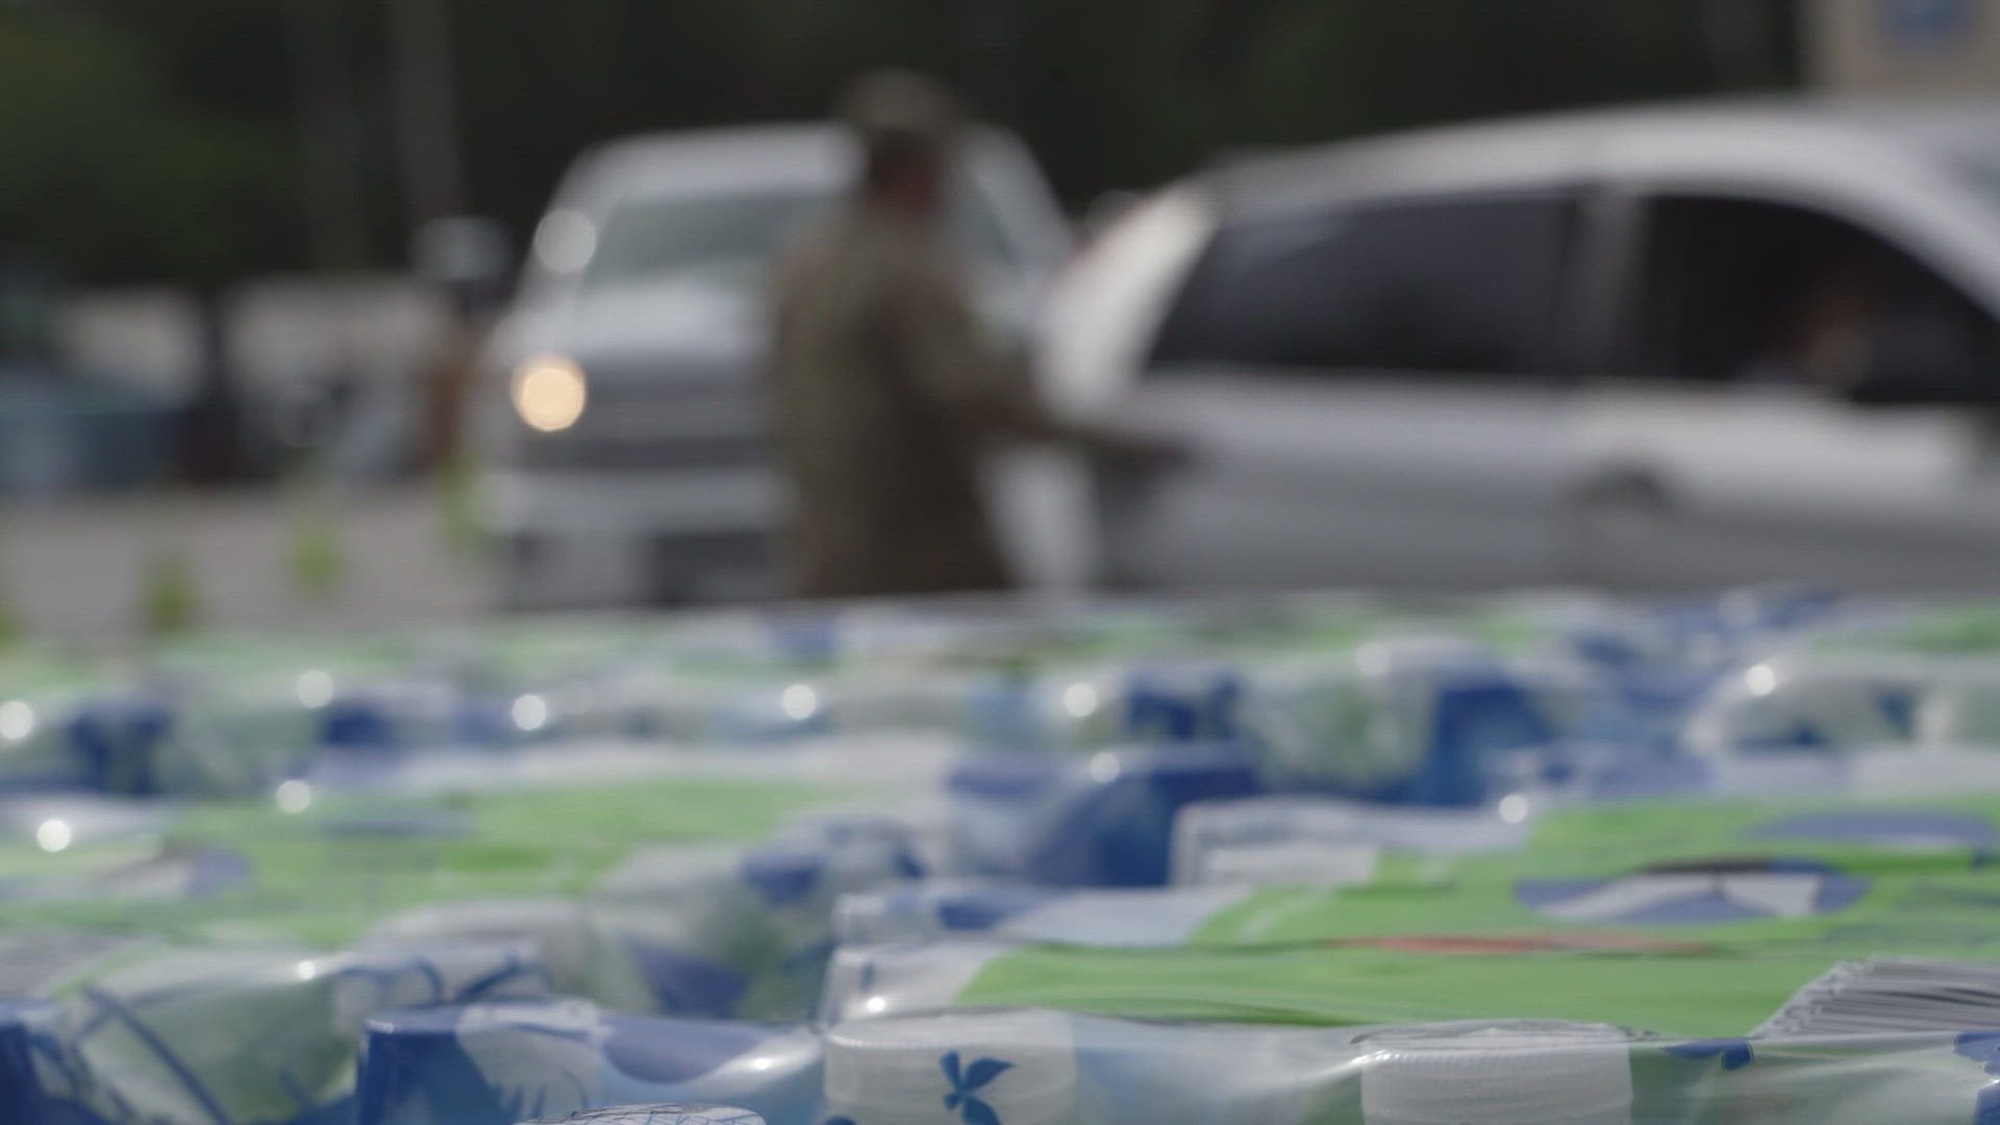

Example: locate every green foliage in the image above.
[0,8,295,284]
[15,0,1797,285]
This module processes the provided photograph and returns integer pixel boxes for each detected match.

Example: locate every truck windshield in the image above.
[579,182,1017,293]
[582,189,825,292]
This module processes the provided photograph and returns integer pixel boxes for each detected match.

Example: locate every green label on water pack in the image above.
[1829,602,2000,656]
[1510,795,2000,878]
[1193,793,2000,948]
[949,860,2000,1037]
[0,774,884,949]
[958,941,1840,1037]
[952,794,2000,1038]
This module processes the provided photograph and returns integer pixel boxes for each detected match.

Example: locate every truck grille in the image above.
[518,376,769,473]
[519,430,768,472]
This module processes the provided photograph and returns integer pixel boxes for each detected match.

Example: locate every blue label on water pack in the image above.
[1027,747,1264,888]
[66,698,173,796]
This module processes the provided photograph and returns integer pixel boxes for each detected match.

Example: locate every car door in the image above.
[1101,191,1581,591]
[1570,193,2000,593]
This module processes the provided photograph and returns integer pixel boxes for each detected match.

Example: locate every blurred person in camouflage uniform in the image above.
[767,71,1166,599]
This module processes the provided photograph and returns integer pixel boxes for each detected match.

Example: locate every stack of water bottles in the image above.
[20,587,2000,1121]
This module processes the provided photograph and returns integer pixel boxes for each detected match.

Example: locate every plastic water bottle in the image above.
[1170,796,1533,887]
[1354,1022,1636,1125]
[48,943,546,1125]
[947,745,1264,887]
[819,941,1019,1025]
[1238,639,1576,808]
[356,1001,823,1125]
[834,879,1061,945]
[1681,655,1932,757]
[1661,1029,2000,1125]
[824,1009,1079,1125]
[967,663,1247,753]
[516,1108,766,1125]
[0,1000,70,1120]
[1912,662,2000,746]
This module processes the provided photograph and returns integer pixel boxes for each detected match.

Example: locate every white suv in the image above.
[1040,99,2000,594]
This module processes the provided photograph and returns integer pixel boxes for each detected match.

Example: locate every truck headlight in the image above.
[511,354,588,433]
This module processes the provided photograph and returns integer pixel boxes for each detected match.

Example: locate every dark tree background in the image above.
[0,0,1799,286]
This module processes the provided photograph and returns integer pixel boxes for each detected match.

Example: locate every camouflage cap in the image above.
[838,69,962,157]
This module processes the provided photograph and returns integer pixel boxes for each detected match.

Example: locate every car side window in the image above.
[1624,195,2000,398]
[1149,193,1575,377]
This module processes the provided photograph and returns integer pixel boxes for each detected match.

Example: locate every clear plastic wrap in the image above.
[357,1000,823,1125]
[517,1107,766,1125]
[351,1005,2000,1125]
[1170,795,1531,887]
[363,814,928,1020]
[13,941,547,1125]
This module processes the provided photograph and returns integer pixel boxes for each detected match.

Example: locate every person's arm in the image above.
[886,238,1191,471]
[885,247,1078,446]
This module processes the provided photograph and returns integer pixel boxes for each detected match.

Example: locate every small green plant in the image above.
[288,460,344,603]
[438,451,482,560]
[0,585,21,648]
[141,546,200,635]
